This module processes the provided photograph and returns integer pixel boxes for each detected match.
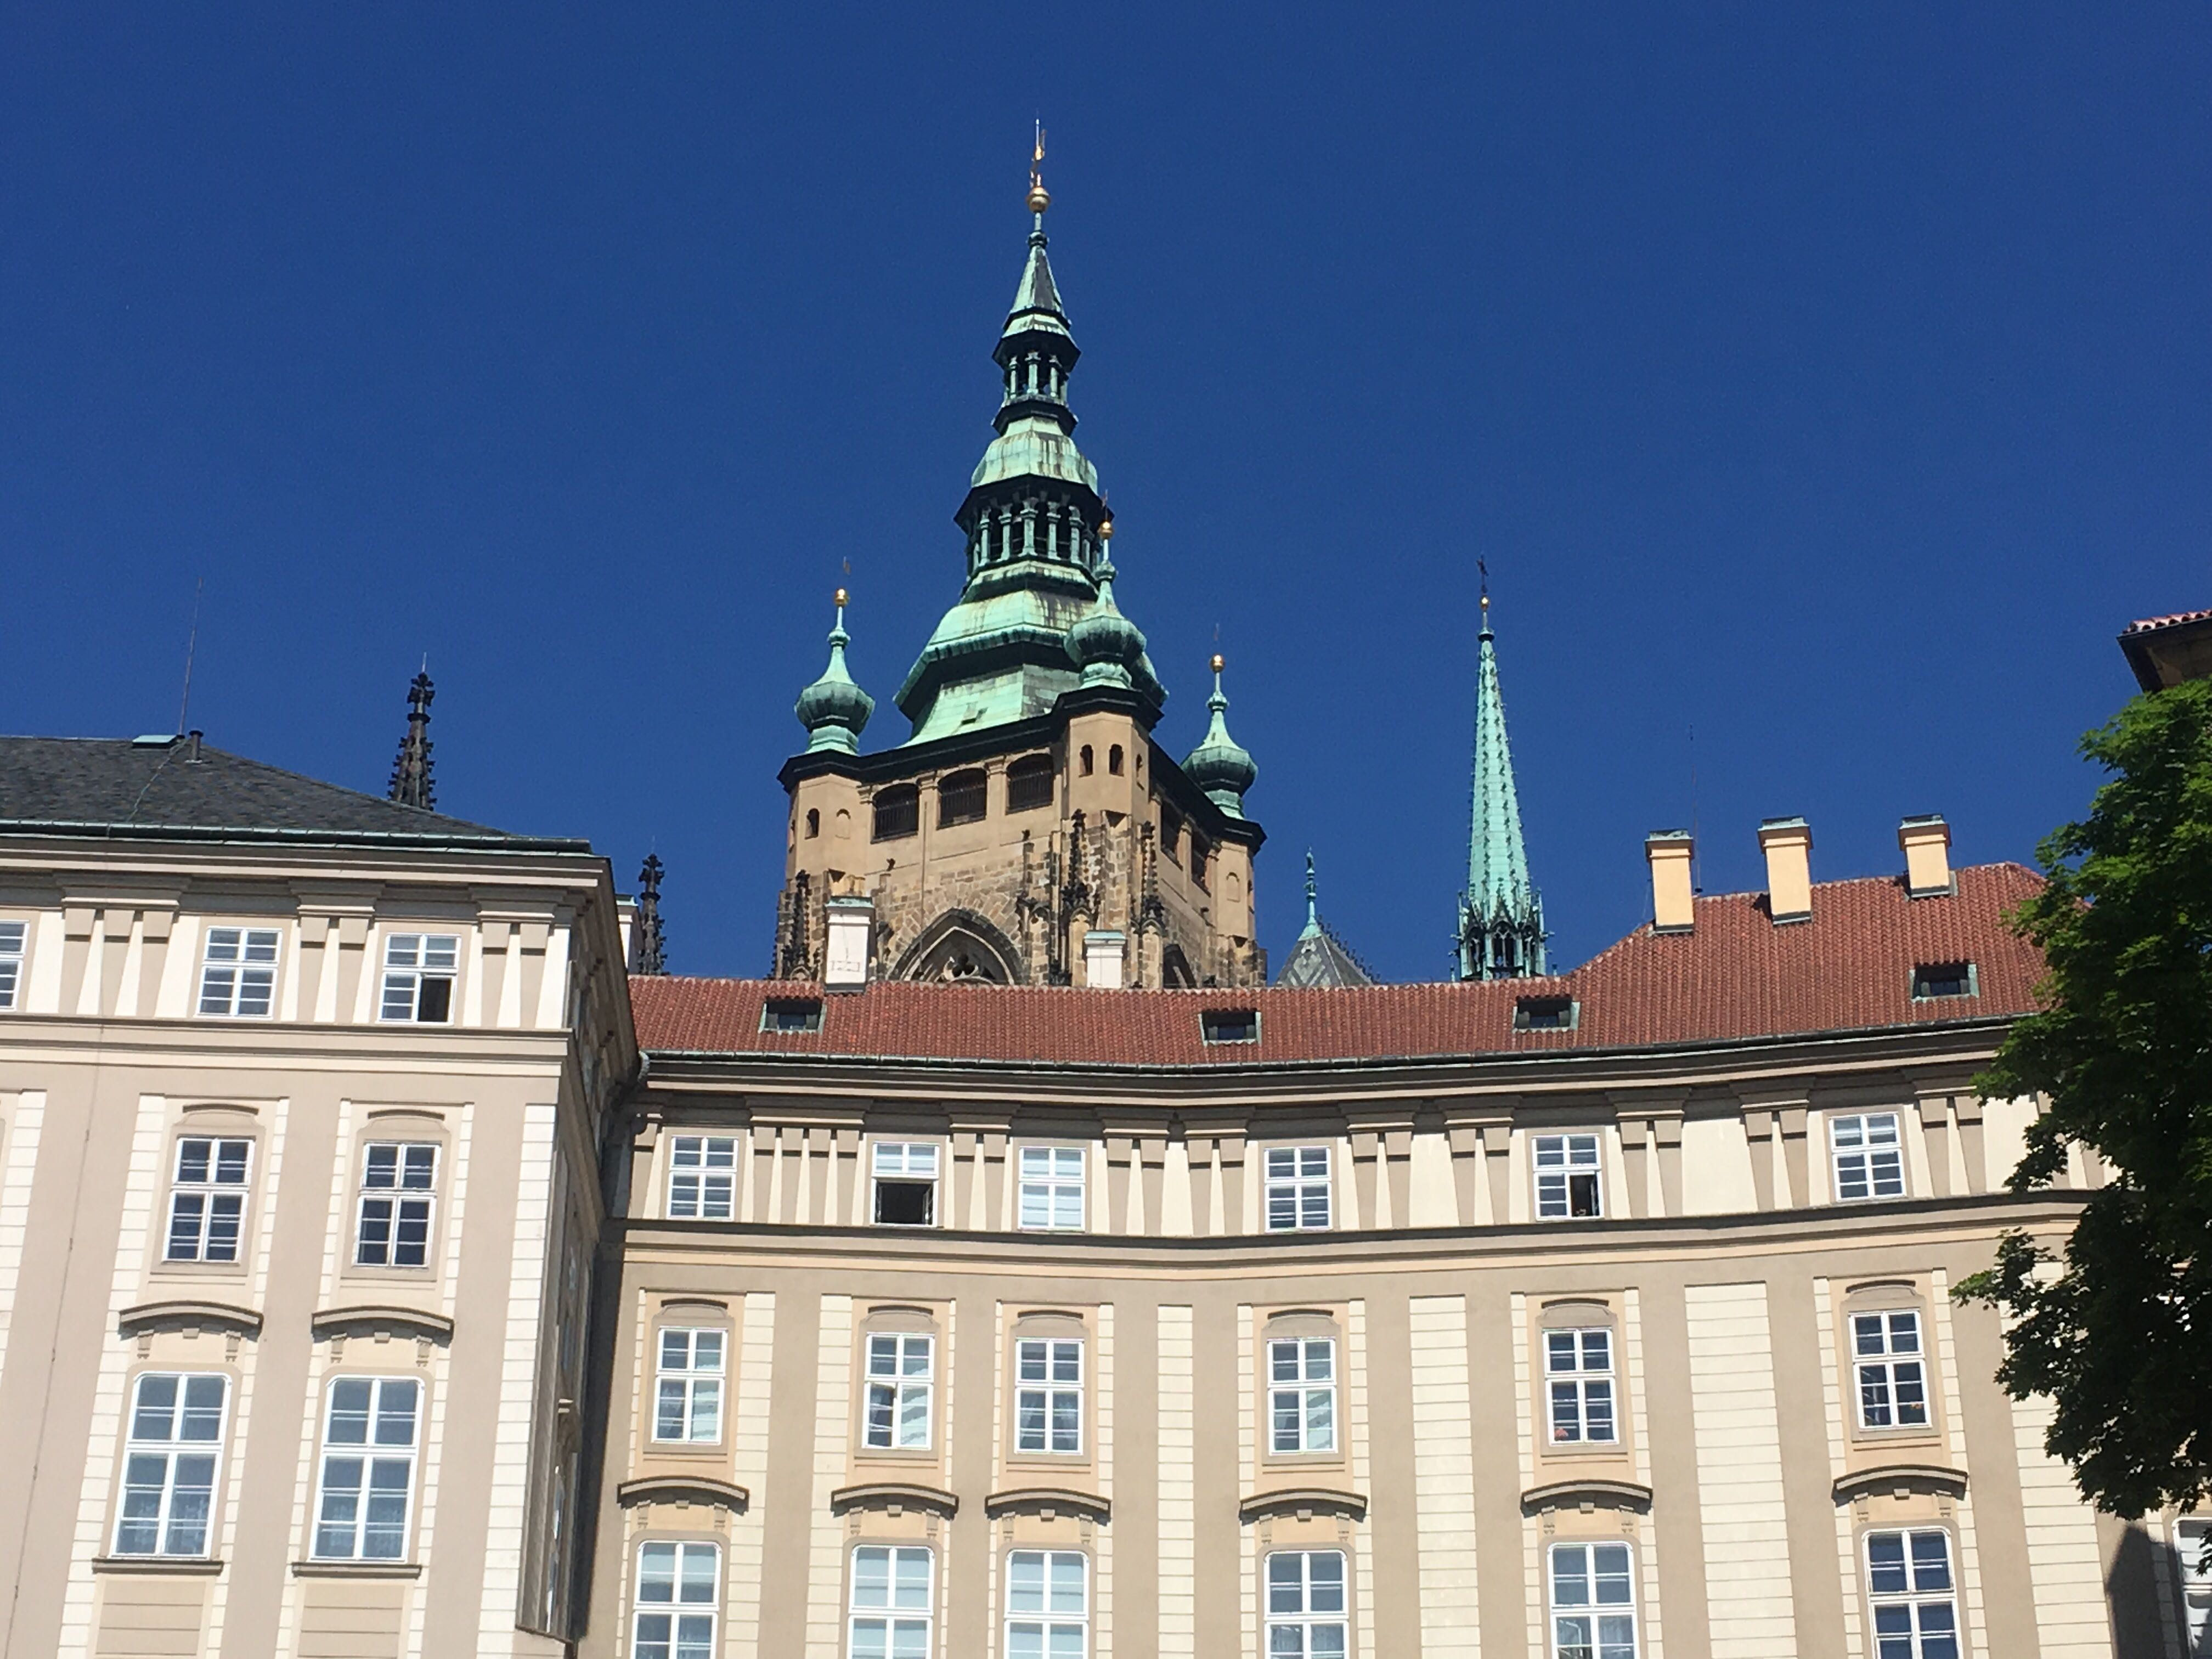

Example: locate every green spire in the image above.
[1457,586,1546,979]
[794,588,875,754]
[1301,848,1321,937]
[1182,653,1257,817]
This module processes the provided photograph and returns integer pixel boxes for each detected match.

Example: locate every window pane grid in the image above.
[114,1373,227,1557]
[313,1376,420,1560]
[850,1544,933,1659]
[1534,1135,1604,1220]
[0,918,24,1008]
[1268,1338,1337,1454]
[1015,1338,1084,1453]
[377,932,459,1024]
[1550,1541,1638,1659]
[667,1135,737,1220]
[864,1333,934,1449]
[1833,1113,1906,1201]
[164,1136,252,1262]
[1264,1146,1331,1232]
[1866,1530,1958,1659]
[636,1540,720,1659]
[196,927,279,1018]
[654,1327,727,1443]
[1266,1550,1347,1658]
[1018,1146,1086,1231]
[354,1142,437,1267]
[1006,1549,1087,1658]
[1854,1311,1929,1429]
[1545,1328,1617,1444]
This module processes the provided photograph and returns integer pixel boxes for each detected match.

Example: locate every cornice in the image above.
[1832,1464,1969,1504]
[1522,1477,1654,1514]
[119,1299,263,1340]
[1238,1486,1367,1524]
[0,1017,577,1073]
[311,1305,455,1345]
[984,1487,1111,1522]
[618,1475,751,1512]
[831,1482,960,1517]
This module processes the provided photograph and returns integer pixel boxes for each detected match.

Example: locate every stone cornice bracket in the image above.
[119,1300,263,1341]
[1521,1477,1655,1515]
[831,1482,960,1519]
[1237,1487,1368,1525]
[618,1475,751,1514]
[984,1487,1111,1523]
[310,1305,456,1346]
[1831,1464,1968,1505]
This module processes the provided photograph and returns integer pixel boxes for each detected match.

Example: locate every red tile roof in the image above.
[630,863,2046,1067]
[2123,607,2212,635]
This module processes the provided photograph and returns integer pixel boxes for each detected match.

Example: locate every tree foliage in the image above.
[1958,675,2212,1519]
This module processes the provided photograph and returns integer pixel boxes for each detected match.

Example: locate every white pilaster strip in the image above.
[1408,1294,1480,1657]
[804,1294,855,1659]
[1157,1305,1195,1658]
[0,1091,48,1387]
[724,1290,776,1655]
[1685,1280,1798,1658]
[2010,1387,2115,1658]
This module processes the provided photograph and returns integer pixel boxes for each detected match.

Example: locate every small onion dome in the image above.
[1182,653,1258,816]
[1066,558,1146,689]
[795,588,876,754]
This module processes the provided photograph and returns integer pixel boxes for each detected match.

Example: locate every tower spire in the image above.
[1182,653,1258,818]
[1457,579,1547,979]
[388,668,435,810]
[633,855,668,975]
[795,588,876,753]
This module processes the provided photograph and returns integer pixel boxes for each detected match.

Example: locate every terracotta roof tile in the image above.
[2123,607,2212,634]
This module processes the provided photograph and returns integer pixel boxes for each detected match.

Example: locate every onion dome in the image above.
[1182,653,1258,817]
[794,589,876,754]
[1066,517,1147,687]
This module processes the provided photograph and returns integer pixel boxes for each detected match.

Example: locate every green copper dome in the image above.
[794,593,875,754]
[1066,557,1147,688]
[1182,657,1257,816]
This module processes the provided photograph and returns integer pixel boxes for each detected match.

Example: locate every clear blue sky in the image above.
[4,6,2205,980]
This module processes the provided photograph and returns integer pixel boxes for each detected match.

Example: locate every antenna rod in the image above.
[1688,723,1702,895]
[177,577,204,735]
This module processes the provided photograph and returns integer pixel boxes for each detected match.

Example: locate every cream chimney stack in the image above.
[1645,831,1696,933]
[1758,817,1813,923]
[1899,814,1953,897]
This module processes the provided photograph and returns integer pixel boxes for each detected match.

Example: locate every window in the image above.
[1546,1328,1617,1444]
[635,1541,719,1659]
[1265,1146,1330,1230]
[850,1544,932,1658]
[2176,1517,2211,1657]
[1268,1337,1337,1454]
[378,933,458,1023]
[654,1328,726,1443]
[1265,1550,1347,1658]
[1159,804,1181,859]
[1865,1530,1959,1659]
[312,1376,419,1559]
[0,918,22,1009]
[806,808,821,838]
[863,1333,933,1449]
[162,1136,251,1263]
[667,1135,737,1220]
[761,998,825,1034]
[1006,1549,1087,1659]
[938,770,988,827]
[1910,962,1977,1001]
[1107,745,1124,777]
[1534,1134,1604,1219]
[354,1142,437,1267]
[872,1142,939,1227]
[1202,1008,1260,1045]
[1018,1147,1086,1231]
[1516,996,1578,1031]
[113,1373,227,1556]
[1007,755,1055,813]
[1015,1339,1083,1453]
[197,926,279,1017]
[1189,840,1209,890]
[872,786,919,842]
[1853,1310,1929,1429]
[1550,1541,1637,1659]
[1832,1113,1906,1201]
[1079,746,1094,777]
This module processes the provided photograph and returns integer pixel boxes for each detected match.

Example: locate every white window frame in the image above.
[1268,1336,1338,1454]
[1832,1112,1907,1201]
[163,1135,252,1263]
[311,1375,421,1560]
[1545,1327,1618,1445]
[1015,1338,1084,1454]
[1864,1528,1960,1659]
[0,918,24,1009]
[1264,1145,1332,1231]
[654,1327,726,1443]
[634,1539,720,1659]
[1853,1310,1930,1431]
[112,1372,228,1558]
[377,932,460,1024]
[1265,1549,1348,1658]
[1549,1540,1639,1658]
[871,1141,941,1228]
[1018,1146,1086,1232]
[196,926,280,1018]
[863,1332,934,1450]
[354,1141,438,1268]
[666,1135,737,1220]
[848,1543,933,1658]
[2176,1516,2210,1658]
[1005,1548,1087,1658]
[1534,1133,1604,1220]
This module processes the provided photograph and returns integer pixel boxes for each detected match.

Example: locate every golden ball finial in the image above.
[1097,512,1114,541]
[834,586,849,608]
[1210,652,1226,675]
[1026,182,1051,214]
[1479,592,1489,610]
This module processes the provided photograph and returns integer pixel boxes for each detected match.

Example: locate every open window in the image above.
[872,1142,940,1227]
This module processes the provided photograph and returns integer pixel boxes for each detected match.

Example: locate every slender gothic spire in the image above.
[1276,848,1377,988]
[633,855,668,975]
[1457,583,1547,980]
[388,669,435,810]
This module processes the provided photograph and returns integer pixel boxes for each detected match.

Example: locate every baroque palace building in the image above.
[0,169,2205,1659]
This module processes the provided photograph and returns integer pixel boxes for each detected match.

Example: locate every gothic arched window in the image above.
[1006,755,1054,814]
[872,787,919,843]
[939,771,988,827]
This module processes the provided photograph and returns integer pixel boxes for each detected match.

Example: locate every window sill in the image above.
[1537,1440,1632,1461]
[640,1441,732,1460]
[291,1560,421,1579]
[93,1556,224,1576]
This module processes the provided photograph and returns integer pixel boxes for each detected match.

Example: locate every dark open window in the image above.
[872,786,919,842]
[804,808,820,839]
[939,770,988,827]
[1160,806,1183,862]
[1201,1008,1260,1045]
[1006,754,1054,813]
[1911,962,1977,1000]
[1190,839,1210,890]
[1108,745,1124,776]
[1079,745,1095,776]
[1514,997,1578,1031]
[759,998,824,1034]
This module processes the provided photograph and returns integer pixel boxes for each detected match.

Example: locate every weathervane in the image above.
[1028,122,1050,214]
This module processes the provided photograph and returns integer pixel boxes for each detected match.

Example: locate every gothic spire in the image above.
[1276,849,1377,988]
[387,668,435,810]
[1457,583,1547,980]
[633,855,668,975]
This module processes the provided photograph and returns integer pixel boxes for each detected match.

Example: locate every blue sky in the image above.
[3,5,2205,980]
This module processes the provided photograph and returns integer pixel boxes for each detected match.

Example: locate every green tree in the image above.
[1959,675,2212,1522]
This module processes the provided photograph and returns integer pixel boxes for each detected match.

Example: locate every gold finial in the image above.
[1097,510,1114,541]
[1026,122,1051,214]
[834,586,849,608]
[1480,592,1489,611]
[1210,652,1226,675]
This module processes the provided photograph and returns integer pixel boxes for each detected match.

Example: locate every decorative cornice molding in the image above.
[1237,1486,1368,1525]
[310,1305,455,1345]
[119,1299,262,1340]
[1832,1464,1968,1504]
[1521,1477,1655,1515]
[984,1487,1111,1522]
[831,1482,960,1518]
[618,1475,751,1512]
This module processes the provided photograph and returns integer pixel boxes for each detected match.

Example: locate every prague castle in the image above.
[0,163,2202,1659]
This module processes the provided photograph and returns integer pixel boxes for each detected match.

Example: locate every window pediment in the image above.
[311,1304,455,1345]
[618,1474,749,1513]
[1832,1464,1967,1504]
[117,1299,263,1341]
[1238,1486,1367,1525]
[984,1487,1110,1522]
[831,1481,959,1519]
[1521,1477,1654,1516]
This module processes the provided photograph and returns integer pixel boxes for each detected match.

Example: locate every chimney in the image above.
[1899,814,1953,897]
[1083,929,1126,989]
[823,895,874,990]
[1758,817,1813,923]
[1644,831,1696,933]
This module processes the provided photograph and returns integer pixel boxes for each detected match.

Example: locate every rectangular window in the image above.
[760,998,825,1034]
[1854,1311,1929,1430]
[872,1142,939,1227]
[1910,962,1977,1001]
[864,1333,933,1449]
[1201,1008,1260,1045]
[1550,1541,1638,1659]
[849,1544,932,1659]
[1269,1337,1338,1454]
[354,1142,437,1268]
[1265,1146,1331,1231]
[0,918,24,1009]
[196,926,279,1018]
[1265,1550,1347,1658]
[1866,1529,1959,1659]
[654,1328,726,1443]
[635,1540,719,1659]
[1018,1147,1086,1232]
[163,1136,251,1263]
[1833,1113,1906,1201]
[312,1376,420,1560]
[1546,1328,1617,1444]
[1015,1339,1084,1454]
[1516,996,1578,1031]
[113,1373,227,1557]
[2176,1517,2210,1657]
[1535,1133,1604,1220]
[377,933,459,1023]
[667,1135,737,1220]
[1006,1549,1087,1658]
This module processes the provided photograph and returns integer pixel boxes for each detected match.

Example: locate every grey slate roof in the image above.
[0,736,589,852]
[1274,921,1379,989]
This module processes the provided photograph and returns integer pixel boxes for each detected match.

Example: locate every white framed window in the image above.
[1018,1146,1086,1231]
[1006,1549,1087,1658]
[1546,1328,1617,1444]
[1853,1310,1929,1430]
[654,1328,725,1443]
[354,1142,437,1267]
[1865,1529,1959,1659]
[196,926,279,1018]
[1550,1541,1638,1658]
[0,918,24,1009]
[1265,1549,1347,1657]
[635,1540,719,1659]
[1833,1113,1906,1201]
[113,1373,227,1556]
[863,1333,933,1449]
[872,1142,940,1227]
[1015,1338,1083,1453]
[1534,1134,1604,1220]
[667,1135,737,1220]
[377,932,459,1023]
[1265,1146,1331,1231]
[163,1136,251,1262]
[312,1376,419,1560]
[849,1544,933,1658]
[2176,1516,2210,1657]
[1268,1336,1337,1454]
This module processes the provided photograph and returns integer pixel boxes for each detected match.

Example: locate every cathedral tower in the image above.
[1457,586,1547,979]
